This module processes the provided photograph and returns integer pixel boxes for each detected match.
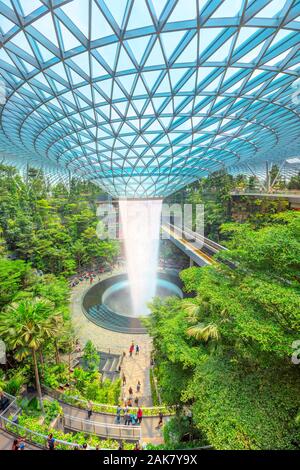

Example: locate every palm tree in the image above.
[0,298,58,411]
[183,299,220,343]
[183,300,201,323]
[186,323,220,342]
[47,312,64,364]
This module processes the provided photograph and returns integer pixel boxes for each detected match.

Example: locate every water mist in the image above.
[119,199,163,316]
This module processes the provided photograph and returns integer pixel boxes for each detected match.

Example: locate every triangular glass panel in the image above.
[99,43,118,69]
[175,35,197,63]
[126,36,150,64]
[255,0,286,18]
[208,37,233,62]
[211,0,243,18]
[61,0,89,37]
[91,1,114,40]
[145,39,165,67]
[167,0,196,22]
[126,0,153,30]
[58,21,81,51]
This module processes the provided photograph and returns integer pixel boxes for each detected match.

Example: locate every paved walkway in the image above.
[71,271,153,407]
[120,348,152,406]
[58,401,167,444]
[0,429,39,451]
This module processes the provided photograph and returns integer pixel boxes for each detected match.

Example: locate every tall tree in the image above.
[0,298,62,410]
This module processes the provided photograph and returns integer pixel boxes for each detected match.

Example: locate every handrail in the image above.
[0,415,86,450]
[43,385,174,415]
[164,222,226,252]
[0,392,17,417]
[64,414,141,432]
[230,190,300,196]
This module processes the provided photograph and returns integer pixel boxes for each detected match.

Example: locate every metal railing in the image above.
[0,414,91,450]
[164,223,226,253]
[0,392,18,418]
[43,385,174,416]
[231,189,300,197]
[63,414,142,441]
[0,392,118,450]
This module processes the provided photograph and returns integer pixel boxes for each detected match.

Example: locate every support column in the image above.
[266,162,270,193]
[189,258,194,268]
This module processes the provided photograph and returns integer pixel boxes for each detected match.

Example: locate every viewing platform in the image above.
[230,191,300,210]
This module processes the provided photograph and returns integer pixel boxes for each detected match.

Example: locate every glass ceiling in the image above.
[0,0,300,197]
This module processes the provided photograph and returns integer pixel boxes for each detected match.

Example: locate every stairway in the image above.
[85,305,147,334]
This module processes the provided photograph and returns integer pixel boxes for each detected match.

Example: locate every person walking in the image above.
[87,400,93,419]
[116,405,122,424]
[137,407,143,425]
[157,411,163,429]
[134,397,139,406]
[122,373,126,386]
[129,342,134,357]
[135,344,140,355]
[128,386,133,396]
[124,412,131,426]
[130,412,138,425]
[11,439,19,451]
[136,381,141,393]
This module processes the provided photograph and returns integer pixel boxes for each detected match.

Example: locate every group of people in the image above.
[129,342,140,357]
[115,404,143,426]
[70,266,111,288]
[121,342,142,407]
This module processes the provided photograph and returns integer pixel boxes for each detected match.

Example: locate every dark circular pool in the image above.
[102,277,183,317]
[82,272,183,334]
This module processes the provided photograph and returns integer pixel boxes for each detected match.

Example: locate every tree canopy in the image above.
[148,211,300,449]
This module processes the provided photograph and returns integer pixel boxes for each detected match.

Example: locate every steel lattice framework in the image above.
[0,0,300,197]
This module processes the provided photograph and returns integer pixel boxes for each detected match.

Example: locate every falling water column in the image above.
[119,199,163,316]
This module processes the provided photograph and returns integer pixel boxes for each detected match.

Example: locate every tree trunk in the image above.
[39,350,44,379]
[32,349,44,413]
[39,350,44,365]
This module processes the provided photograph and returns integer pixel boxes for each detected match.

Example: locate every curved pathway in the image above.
[70,271,153,406]
[57,401,167,445]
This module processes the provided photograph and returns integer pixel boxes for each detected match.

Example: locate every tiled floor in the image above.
[70,272,153,406]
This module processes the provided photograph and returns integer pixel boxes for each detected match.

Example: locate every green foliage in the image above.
[18,396,42,417]
[71,367,121,404]
[0,165,119,276]
[8,413,135,450]
[2,371,27,396]
[0,258,31,308]
[149,368,160,406]
[163,414,206,448]
[82,340,100,372]
[43,363,70,389]
[288,171,300,190]
[43,400,63,425]
[189,357,300,450]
